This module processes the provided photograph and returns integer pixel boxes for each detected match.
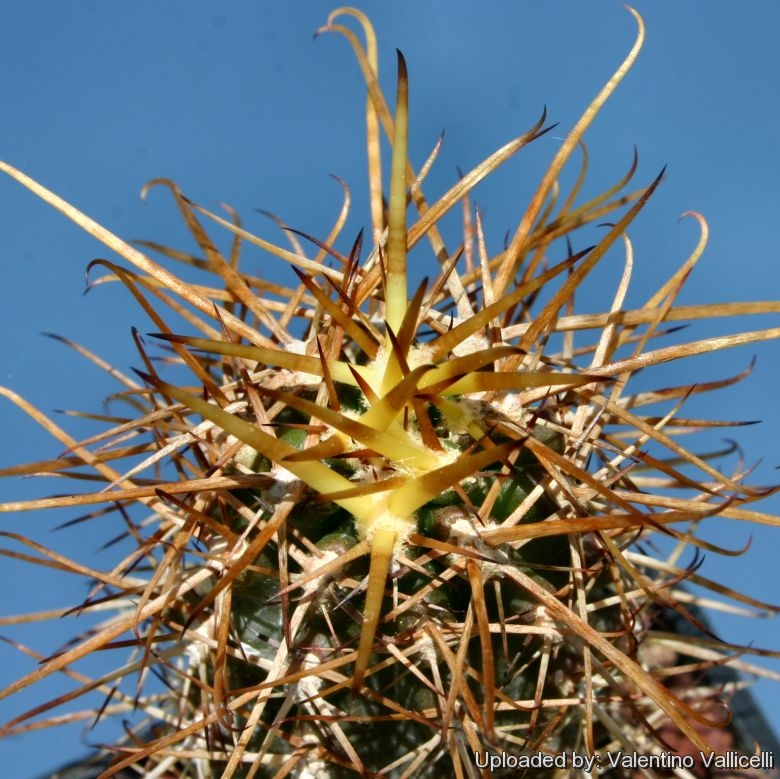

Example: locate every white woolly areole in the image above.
[492,391,526,423]
[449,516,507,578]
[450,332,491,358]
[282,338,328,386]
[298,652,325,698]
[359,507,416,555]
[449,516,495,542]
[416,632,438,666]
[264,464,299,503]
[406,341,435,368]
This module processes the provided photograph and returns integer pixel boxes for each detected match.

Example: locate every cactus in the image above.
[2,7,780,779]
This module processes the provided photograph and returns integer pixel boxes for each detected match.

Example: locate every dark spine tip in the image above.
[132,367,153,384]
[396,49,408,81]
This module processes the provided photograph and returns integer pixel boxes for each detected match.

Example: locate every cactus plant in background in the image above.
[1,6,779,778]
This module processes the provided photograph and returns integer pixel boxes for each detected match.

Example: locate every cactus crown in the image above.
[2,7,779,778]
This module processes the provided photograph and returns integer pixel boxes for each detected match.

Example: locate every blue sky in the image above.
[1,2,779,775]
